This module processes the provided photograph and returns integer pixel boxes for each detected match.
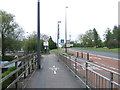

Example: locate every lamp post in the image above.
[65,6,68,53]
[57,21,61,50]
[37,0,41,69]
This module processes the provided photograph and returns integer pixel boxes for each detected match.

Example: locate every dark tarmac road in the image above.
[69,48,119,59]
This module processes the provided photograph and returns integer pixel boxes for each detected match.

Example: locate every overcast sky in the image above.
[0,0,119,42]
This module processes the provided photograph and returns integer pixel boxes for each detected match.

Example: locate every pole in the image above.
[57,22,59,49]
[65,6,68,53]
[57,21,61,57]
[37,0,41,69]
[57,22,59,62]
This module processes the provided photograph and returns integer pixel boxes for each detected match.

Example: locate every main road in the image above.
[69,48,119,59]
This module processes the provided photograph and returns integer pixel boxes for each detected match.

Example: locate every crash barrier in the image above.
[0,53,38,89]
[57,53,120,89]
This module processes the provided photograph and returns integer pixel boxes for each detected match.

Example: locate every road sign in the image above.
[66,44,73,47]
[66,40,70,44]
[44,41,48,46]
[61,39,64,43]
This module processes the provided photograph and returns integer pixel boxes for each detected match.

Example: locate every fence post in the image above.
[74,52,79,76]
[31,55,34,70]
[81,52,83,58]
[75,58,77,76]
[28,60,30,74]
[109,72,113,89]
[85,61,88,88]
[24,60,26,79]
[85,53,89,88]
[35,55,37,68]
[69,56,71,69]
[77,52,79,58]
[15,61,18,88]
[87,53,89,60]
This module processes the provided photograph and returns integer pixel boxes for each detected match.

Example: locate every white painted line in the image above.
[90,57,101,60]
[89,53,119,60]
[81,63,102,71]
[49,65,59,75]
[94,61,119,71]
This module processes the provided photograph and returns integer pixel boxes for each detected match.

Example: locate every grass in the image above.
[50,49,64,54]
[50,49,74,56]
[71,47,119,53]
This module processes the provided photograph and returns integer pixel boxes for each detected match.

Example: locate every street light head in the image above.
[58,21,61,23]
[38,0,40,2]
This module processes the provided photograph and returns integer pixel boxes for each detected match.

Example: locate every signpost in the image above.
[66,40,70,44]
[61,39,64,43]
[66,44,73,47]
[44,41,48,53]
[44,41,48,46]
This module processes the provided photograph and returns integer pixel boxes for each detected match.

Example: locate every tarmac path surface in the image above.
[25,54,86,88]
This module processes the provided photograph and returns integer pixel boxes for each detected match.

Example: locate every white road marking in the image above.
[81,63,102,71]
[90,57,101,60]
[89,53,119,60]
[49,65,59,75]
[94,61,119,71]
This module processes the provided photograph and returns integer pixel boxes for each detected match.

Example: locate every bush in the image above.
[2,66,16,89]
[107,40,118,49]
[2,56,16,61]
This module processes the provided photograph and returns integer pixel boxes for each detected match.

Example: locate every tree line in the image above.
[75,26,120,48]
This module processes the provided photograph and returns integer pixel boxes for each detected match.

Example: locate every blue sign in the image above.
[66,40,70,44]
[61,39,64,43]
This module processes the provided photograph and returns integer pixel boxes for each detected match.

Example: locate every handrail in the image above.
[1,53,36,67]
[1,53,37,89]
[68,55,120,76]
[58,53,120,88]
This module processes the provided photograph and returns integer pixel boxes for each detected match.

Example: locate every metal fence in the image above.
[57,53,120,89]
[0,53,38,89]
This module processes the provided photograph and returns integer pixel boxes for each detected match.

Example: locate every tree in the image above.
[23,34,37,54]
[93,28,102,47]
[104,28,113,48]
[103,27,120,48]
[0,10,24,56]
[82,30,94,47]
[40,34,49,41]
[23,32,49,54]
[77,29,102,47]
[112,26,120,43]
[77,34,84,43]
[48,36,57,50]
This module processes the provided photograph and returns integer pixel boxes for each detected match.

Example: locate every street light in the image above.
[57,21,61,49]
[65,6,68,53]
[37,0,41,69]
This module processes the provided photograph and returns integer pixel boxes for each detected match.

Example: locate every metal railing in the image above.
[57,53,120,89]
[0,53,38,89]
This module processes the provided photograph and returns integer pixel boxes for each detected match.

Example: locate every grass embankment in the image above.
[50,49,74,56]
[72,47,119,53]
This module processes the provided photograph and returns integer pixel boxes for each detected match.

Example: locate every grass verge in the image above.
[50,49,74,56]
[71,47,119,53]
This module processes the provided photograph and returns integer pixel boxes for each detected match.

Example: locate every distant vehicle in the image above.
[5,51,24,56]
[1,61,21,73]
[103,47,107,48]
